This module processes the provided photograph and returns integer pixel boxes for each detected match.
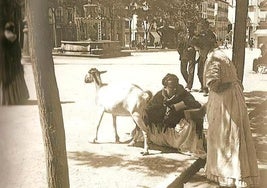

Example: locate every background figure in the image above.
[249,38,254,50]
[191,35,259,187]
[0,22,29,105]
[253,43,267,73]
[223,38,229,49]
[177,27,196,92]
[196,20,217,96]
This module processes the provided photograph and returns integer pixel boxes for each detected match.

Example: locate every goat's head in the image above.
[84,68,107,84]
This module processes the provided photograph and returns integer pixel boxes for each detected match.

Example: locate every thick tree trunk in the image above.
[26,0,69,187]
[0,0,4,85]
[232,0,248,83]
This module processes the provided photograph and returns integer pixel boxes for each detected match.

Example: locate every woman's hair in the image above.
[5,22,15,33]
[162,73,179,87]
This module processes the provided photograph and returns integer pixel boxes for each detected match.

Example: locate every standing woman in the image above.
[191,35,259,187]
[0,0,29,105]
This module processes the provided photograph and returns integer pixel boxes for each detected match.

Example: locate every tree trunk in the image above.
[232,0,248,83]
[27,0,70,187]
[0,0,4,86]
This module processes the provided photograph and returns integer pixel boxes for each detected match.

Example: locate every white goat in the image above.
[84,68,152,155]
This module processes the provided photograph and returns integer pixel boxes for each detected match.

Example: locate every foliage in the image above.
[137,0,203,28]
[47,0,203,31]
[87,0,202,26]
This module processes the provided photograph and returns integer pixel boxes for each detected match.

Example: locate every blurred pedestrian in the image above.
[224,38,229,49]
[191,34,259,188]
[177,27,196,92]
[253,43,267,73]
[0,21,29,105]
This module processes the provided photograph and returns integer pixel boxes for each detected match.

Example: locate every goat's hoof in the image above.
[115,136,120,143]
[141,151,149,156]
[128,140,136,147]
[92,138,98,143]
[115,137,120,144]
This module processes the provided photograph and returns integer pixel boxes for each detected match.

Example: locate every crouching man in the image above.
[144,73,206,187]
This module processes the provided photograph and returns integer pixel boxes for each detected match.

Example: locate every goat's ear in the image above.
[88,68,97,73]
[100,70,107,74]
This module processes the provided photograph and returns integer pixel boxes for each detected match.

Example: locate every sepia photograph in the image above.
[0,0,266,187]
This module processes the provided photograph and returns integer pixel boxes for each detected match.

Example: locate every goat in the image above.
[84,68,153,155]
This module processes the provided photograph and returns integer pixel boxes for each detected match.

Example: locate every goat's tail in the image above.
[142,90,153,103]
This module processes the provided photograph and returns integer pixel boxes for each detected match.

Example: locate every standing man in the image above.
[196,19,217,96]
[177,27,196,92]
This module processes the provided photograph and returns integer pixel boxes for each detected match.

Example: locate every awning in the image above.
[150,31,161,43]
[254,29,267,36]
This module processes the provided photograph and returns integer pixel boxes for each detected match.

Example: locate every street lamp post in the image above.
[22,0,29,56]
[129,18,132,48]
[96,15,102,41]
[22,18,29,56]
[142,2,149,49]
[143,19,148,49]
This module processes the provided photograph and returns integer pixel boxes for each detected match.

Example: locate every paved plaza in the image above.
[0,49,266,188]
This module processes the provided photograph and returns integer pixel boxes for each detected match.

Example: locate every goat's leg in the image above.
[130,126,152,145]
[93,110,105,143]
[128,125,140,146]
[140,130,149,156]
[112,115,120,143]
[131,112,149,155]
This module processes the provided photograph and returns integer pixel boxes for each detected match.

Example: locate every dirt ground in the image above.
[0,49,266,188]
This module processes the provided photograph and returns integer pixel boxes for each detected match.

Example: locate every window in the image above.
[67,8,73,23]
[56,7,63,23]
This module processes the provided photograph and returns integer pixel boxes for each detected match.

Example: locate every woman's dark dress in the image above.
[1,34,29,105]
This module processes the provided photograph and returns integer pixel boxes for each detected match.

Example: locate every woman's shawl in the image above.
[145,84,201,127]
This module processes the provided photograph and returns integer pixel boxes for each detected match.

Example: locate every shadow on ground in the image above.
[129,141,181,154]
[244,91,267,187]
[244,91,267,163]
[245,91,267,112]
[68,145,192,177]
[19,99,75,105]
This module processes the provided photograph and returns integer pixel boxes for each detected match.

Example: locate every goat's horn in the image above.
[99,71,107,74]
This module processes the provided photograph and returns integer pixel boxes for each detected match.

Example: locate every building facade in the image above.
[253,0,267,47]
[201,0,229,44]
